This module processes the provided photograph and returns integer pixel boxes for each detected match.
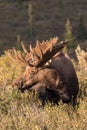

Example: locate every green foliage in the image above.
[0,49,87,130]
[16,35,21,50]
[64,19,76,52]
[64,19,73,40]
[76,15,87,41]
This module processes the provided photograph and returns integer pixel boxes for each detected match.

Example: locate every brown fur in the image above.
[7,37,79,105]
[13,52,79,105]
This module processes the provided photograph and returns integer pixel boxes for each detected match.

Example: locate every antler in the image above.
[24,37,68,67]
[6,48,29,66]
[37,39,68,67]
[6,37,68,67]
[21,41,28,54]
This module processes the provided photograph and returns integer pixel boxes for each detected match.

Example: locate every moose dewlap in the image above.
[7,37,79,105]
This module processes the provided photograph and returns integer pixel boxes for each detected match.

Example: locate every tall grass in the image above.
[0,47,87,130]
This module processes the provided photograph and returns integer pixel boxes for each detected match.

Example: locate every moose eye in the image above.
[60,81,64,87]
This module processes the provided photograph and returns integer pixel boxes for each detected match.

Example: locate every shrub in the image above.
[0,48,87,130]
[64,19,76,53]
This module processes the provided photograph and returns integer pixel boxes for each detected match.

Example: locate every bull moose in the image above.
[7,37,79,105]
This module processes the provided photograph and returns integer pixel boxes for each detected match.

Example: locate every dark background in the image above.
[0,0,87,54]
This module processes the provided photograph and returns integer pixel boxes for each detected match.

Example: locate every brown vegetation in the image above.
[0,45,86,129]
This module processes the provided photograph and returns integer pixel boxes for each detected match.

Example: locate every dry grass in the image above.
[0,47,87,130]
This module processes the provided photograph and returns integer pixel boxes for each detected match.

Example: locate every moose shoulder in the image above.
[7,37,79,105]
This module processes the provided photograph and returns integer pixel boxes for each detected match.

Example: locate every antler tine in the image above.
[29,43,40,60]
[13,48,19,60]
[49,41,53,52]
[21,41,29,54]
[48,37,58,52]
[36,40,43,59]
[13,48,29,65]
[6,49,26,65]
[16,52,27,65]
[42,40,45,45]
[6,50,18,63]
[29,44,34,53]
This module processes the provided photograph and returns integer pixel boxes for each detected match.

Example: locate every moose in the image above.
[7,37,79,105]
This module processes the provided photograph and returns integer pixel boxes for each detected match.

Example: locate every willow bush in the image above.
[0,47,87,130]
